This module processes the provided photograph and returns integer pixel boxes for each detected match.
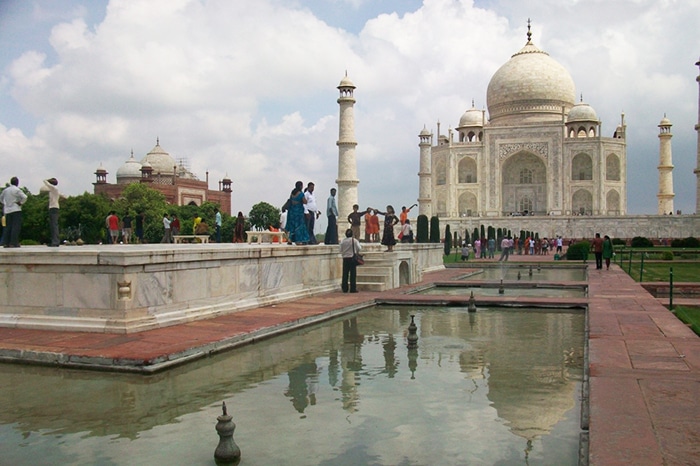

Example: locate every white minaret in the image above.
[418,126,432,216]
[657,115,675,215]
[695,57,700,213]
[336,73,359,220]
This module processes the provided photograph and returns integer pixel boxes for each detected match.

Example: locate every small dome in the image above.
[659,116,672,126]
[458,104,483,128]
[140,139,175,175]
[116,152,143,180]
[338,74,355,89]
[567,101,598,123]
[95,164,107,174]
[419,126,431,136]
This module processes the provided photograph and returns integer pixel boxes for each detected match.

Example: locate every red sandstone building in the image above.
[93,139,232,215]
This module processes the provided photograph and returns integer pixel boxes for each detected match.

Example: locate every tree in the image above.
[444,224,452,255]
[416,215,429,243]
[60,192,114,243]
[429,216,440,243]
[248,202,280,230]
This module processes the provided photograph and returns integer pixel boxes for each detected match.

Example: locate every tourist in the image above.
[376,205,399,252]
[135,211,145,243]
[214,208,222,243]
[43,178,63,247]
[364,207,373,242]
[171,215,180,238]
[304,182,320,244]
[399,204,417,225]
[461,243,470,261]
[591,233,604,270]
[498,236,511,261]
[324,188,339,245]
[400,219,413,243]
[542,237,549,255]
[0,177,27,248]
[107,211,120,244]
[370,209,380,242]
[121,212,133,244]
[285,181,310,244]
[192,215,202,235]
[529,237,535,255]
[347,204,362,240]
[195,218,209,235]
[556,236,563,254]
[233,212,246,243]
[488,237,495,259]
[474,238,481,259]
[602,235,614,270]
[339,228,361,293]
[161,213,172,243]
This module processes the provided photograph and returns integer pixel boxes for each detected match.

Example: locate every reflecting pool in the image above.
[461,266,587,282]
[417,285,587,298]
[1,306,585,465]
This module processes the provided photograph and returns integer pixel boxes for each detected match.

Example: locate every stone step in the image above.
[356,273,388,283]
[357,281,386,292]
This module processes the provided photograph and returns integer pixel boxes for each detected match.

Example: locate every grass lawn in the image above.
[672,306,700,336]
[618,261,700,282]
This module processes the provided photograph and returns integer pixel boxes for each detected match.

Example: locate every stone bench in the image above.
[246,230,286,244]
[173,235,210,244]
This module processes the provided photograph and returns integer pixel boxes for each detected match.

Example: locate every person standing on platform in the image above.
[399,204,417,225]
[364,207,373,242]
[488,237,496,259]
[214,208,222,243]
[347,204,362,240]
[324,188,339,244]
[234,212,246,243]
[591,233,604,270]
[43,178,63,247]
[171,215,180,238]
[135,211,145,243]
[285,181,310,244]
[161,213,172,243]
[339,228,361,293]
[375,205,399,252]
[304,182,320,244]
[0,177,27,248]
[107,211,120,244]
[122,212,133,244]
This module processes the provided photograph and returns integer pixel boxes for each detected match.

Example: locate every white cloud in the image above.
[0,0,699,219]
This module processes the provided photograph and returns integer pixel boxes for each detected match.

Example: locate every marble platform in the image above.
[0,243,443,333]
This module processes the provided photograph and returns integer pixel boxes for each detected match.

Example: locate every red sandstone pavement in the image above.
[0,255,699,465]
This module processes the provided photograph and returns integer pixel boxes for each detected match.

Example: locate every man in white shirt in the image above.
[161,214,172,243]
[304,182,320,244]
[1,177,28,248]
[43,178,63,247]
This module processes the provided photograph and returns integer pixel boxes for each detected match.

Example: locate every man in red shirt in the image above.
[107,211,120,244]
[591,233,604,270]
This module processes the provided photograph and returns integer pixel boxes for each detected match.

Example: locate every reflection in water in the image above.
[462,266,587,282]
[0,306,585,465]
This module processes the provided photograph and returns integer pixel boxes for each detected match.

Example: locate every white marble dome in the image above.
[459,105,483,127]
[567,101,598,123]
[116,152,143,181]
[486,40,576,125]
[140,140,176,175]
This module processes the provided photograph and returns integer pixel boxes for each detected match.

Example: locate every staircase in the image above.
[356,251,396,292]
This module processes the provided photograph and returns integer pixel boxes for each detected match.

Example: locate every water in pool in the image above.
[461,266,587,282]
[0,305,585,465]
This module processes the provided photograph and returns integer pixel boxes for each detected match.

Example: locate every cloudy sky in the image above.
[1,0,699,224]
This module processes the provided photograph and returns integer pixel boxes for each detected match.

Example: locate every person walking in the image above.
[487,237,495,259]
[0,177,27,248]
[339,228,361,293]
[107,211,120,244]
[324,188,339,245]
[602,235,614,270]
[591,233,604,270]
[43,177,63,247]
[498,236,511,261]
[170,215,180,238]
[135,211,145,243]
[122,212,133,244]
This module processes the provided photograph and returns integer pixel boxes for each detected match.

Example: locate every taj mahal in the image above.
[336,24,699,240]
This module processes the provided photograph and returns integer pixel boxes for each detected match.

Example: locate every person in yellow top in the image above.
[193,215,202,235]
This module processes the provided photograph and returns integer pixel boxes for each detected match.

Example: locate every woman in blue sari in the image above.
[285,181,310,244]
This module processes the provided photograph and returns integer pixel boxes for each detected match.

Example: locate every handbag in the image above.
[352,238,364,265]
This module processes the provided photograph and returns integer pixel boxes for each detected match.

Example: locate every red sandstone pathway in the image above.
[0,256,698,465]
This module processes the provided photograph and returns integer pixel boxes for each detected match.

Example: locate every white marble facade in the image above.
[419,30,627,219]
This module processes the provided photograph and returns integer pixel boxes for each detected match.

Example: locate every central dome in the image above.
[486,40,576,125]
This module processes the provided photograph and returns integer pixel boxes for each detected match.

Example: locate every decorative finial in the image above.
[471,98,475,107]
[526,18,532,43]
[130,148,134,158]
[156,136,160,145]
[580,93,583,102]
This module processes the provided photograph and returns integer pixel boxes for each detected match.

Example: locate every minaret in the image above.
[418,126,432,216]
[657,115,674,215]
[695,57,700,213]
[336,73,359,220]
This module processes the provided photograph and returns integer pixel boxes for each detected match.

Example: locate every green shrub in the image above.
[565,241,590,261]
[682,237,700,248]
[429,216,440,243]
[444,224,452,255]
[671,238,684,248]
[661,251,674,261]
[416,215,429,243]
[612,237,626,245]
[631,236,653,248]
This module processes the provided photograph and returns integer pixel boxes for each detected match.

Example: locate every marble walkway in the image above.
[0,255,698,465]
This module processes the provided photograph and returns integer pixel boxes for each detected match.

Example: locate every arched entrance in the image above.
[502,152,547,215]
